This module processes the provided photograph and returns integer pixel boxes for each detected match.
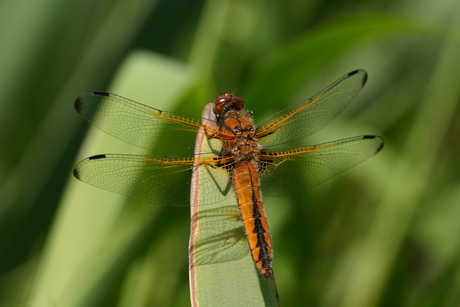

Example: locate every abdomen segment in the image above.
[233,162,273,278]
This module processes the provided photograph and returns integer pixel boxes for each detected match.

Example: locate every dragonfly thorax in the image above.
[219,113,261,163]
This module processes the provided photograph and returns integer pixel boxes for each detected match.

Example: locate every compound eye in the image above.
[214,93,233,113]
[215,93,232,104]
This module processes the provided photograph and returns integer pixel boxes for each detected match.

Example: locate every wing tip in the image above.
[75,91,110,113]
[363,135,384,153]
[348,69,368,86]
[376,141,384,153]
[74,96,83,113]
[73,154,107,180]
[73,168,81,180]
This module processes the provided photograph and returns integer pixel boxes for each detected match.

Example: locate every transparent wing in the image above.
[75,91,218,155]
[190,206,248,267]
[259,135,383,196]
[256,70,368,147]
[73,153,234,207]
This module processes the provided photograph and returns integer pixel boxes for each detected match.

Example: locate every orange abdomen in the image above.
[233,162,273,278]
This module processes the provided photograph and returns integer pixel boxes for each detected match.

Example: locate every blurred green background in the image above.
[1,0,460,306]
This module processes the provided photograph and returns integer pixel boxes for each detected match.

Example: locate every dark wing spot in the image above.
[93,91,110,96]
[348,70,359,76]
[89,154,107,160]
[348,69,368,86]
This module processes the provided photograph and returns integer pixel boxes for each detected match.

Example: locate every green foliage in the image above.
[1,0,460,306]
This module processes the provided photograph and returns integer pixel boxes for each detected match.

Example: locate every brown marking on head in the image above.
[213,93,245,117]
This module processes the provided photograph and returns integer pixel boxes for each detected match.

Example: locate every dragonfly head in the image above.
[214,93,245,119]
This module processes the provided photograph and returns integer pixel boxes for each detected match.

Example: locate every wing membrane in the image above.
[73,153,234,207]
[256,70,368,147]
[190,206,248,267]
[259,135,383,196]
[75,92,218,155]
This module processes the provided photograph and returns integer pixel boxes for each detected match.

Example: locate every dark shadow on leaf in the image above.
[190,206,248,267]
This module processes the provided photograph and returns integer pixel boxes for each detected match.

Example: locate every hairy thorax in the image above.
[219,110,261,164]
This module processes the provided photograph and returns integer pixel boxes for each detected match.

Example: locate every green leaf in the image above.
[245,15,437,106]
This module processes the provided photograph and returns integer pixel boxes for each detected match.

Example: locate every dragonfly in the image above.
[73,69,383,279]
